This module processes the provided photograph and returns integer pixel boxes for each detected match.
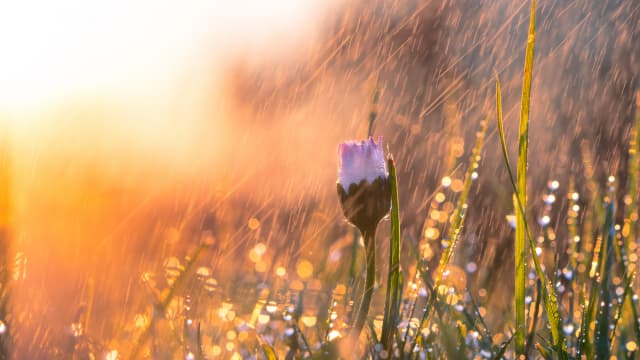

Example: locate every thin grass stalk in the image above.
[196,323,204,360]
[131,243,207,359]
[381,156,402,351]
[567,179,579,330]
[525,280,542,357]
[409,118,487,354]
[367,84,379,137]
[294,323,313,358]
[577,233,603,358]
[623,271,640,343]
[350,230,376,342]
[496,75,567,358]
[434,118,487,286]
[610,271,634,352]
[625,92,640,268]
[595,201,615,358]
[400,267,421,352]
[492,336,514,360]
[259,336,277,360]
[469,292,492,339]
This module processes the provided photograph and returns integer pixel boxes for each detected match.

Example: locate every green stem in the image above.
[351,228,376,342]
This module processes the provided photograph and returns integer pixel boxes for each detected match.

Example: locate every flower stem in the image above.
[351,228,376,343]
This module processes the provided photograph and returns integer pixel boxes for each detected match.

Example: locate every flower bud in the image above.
[337,137,391,234]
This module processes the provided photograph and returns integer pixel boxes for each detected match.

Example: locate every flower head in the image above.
[336,137,390,234]
[338,136,388,188]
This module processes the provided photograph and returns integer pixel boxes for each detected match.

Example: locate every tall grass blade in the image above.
[610,271,634,351]
[434,118,488,286]
[260,338,278,360]
[196,322,205,360]
[381,156,402,351]
[495,3,567,352]
[595,201,615,358]
[492,335,513,360]
[524,280,542,356]
[497,75,567,358]
[625,92,640,269]
[410,118,488,354]
[577,233,602,358]
[623,271,640,344]
[513,0,538,354]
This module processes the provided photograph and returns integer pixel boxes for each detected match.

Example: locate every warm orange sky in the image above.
[0,0,339,187]
[0,0,327,110]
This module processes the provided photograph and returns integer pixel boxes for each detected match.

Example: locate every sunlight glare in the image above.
[0,0,324,109]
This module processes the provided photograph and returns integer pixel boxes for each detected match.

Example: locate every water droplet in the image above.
[465,262,477,274]
[301,315,317,327]
[544,194,556,204]
[196,266,211,279]
[562,268,574,280]
[539,215,550,226]
[563,323,575,335]
[265,301,278,313]
[327,329,342,341]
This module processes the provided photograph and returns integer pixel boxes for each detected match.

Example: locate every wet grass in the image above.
[6,0,640,359]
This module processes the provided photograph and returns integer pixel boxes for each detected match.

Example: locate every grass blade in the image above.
[493,335,513,360]
[130,243,207,359]
[595,201,615,358]
[577,233,602,358]
[624,92,640,269]
[434,118,488,286]
[513,0,538,354]
[410,118,488,354]
[381,156,402,350]
[259,337,278,360]
[610,271,634,351]
[495,2,567,354]
[624,272,640,344]
[497,75,567,358]
[525,280,542,356]
[196,322,204,360]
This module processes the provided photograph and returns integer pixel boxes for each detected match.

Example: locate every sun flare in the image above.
[0,0,324,110]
